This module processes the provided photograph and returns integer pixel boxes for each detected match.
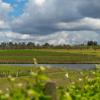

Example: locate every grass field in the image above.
[0,49,100,64]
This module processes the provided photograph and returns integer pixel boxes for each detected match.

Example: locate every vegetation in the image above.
[0,41,100,50]
[0,49,100,64]
[87,41,98,46]
[0,41,99,99]
[0,65,100,100]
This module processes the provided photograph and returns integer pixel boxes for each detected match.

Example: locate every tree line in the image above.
[0,41,99,49]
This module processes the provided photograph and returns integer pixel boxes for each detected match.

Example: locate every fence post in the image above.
[44,81,57,100]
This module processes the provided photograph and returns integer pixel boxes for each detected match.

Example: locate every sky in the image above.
[0,0,100,45]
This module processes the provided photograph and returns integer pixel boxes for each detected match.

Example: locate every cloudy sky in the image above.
[0,0,100,44]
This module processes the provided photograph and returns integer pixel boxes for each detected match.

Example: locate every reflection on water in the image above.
[0,64,97,70]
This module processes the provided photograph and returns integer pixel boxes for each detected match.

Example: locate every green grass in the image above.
[0,65,99,100]
[0,65,95,90]
[0,49,100,63]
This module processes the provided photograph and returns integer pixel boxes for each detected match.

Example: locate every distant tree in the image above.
[87,41,98,46]
[7,42,14,49]
[43,43,50,47]
[0,42,7,49]
[27,42,35,49]
[0,41,99,50]
[93,41,98,46]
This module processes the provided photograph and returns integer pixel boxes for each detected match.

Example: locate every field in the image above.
[0,66,81,90]
[0,49,100,99]
[0,49,100,64]
[0,65,99,100]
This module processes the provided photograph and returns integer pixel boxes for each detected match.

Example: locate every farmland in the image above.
[0,49,100,64]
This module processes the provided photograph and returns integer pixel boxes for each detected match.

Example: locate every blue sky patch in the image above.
[4,0,27,17]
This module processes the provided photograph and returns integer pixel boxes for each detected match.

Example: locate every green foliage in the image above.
[58,65,100,100]
[0,65,100,100]
[0,66,50,100]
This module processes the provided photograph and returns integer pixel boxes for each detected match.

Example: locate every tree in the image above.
[87,41,98,46]
[43,43,50,47]
[27,42,35,49]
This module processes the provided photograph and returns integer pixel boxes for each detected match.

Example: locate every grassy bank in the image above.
[0,49,100,64]
[0,65,93,90]
[0,65,99,100]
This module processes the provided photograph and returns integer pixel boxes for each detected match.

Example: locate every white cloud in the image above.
[34,0,45,6]
[82,17,100,29]
[44,31,99,45]
[0,0,12,30]
[0,0,12,14]
[57,17,100,30]
[5,31,32,40]
[0,30,99,44]
[0,20,9,29]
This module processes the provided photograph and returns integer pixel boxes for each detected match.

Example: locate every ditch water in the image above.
[0,64,98,70]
